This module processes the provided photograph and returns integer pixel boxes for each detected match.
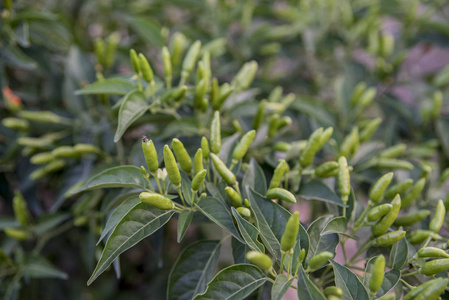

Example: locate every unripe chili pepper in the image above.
[163,145,181,188]
[233,120,243,135]
[193,149,203,175]
[191,170,207,192]
[372,230,405,247]
[182,40,201,75]
[432,91,443,119]
[129,49,140,73]
[379,144,407,158]
[13,191,29,227]
[252,100,266,130]
[194,79,208,109]
[52,146,79,158]
[384,179,413,199]
[308,251,333,270]
[350,82,367,106]
[18,111,67,124]
[211,154,236,185]
[298,248,306,264]
[172,86,187,103]
[233,130,256,160]
[421,258,449,276]
[414,278,448,300]
[418,247,449,258]
[404,279,441,300]
[340,127,359,157]
[201,51,211,80]
[299,127,323,167]
[30,152,54,165]
[74,143,100,154]
[266,188,296,204]
[94,38,106,66]
[380,33,394,58]
[359,118,382,142]
[201,137,210,159]
[373,194,401,236]
[358,87,377,108]
[370,172,394,203]
[225,186,242,207]
[210,111,221,154]
[280,212,299,251]
[246,251,272,271]
[367,204,393,222]
[170,32,185,67]
[139,192,174,210]
[324,286,343,298]
[231,61,258,91]
[162,47,172,87]
[2,117,29,131]
[4,228,29,241]
[401,178,425,209]
[269,160,288,189]
[268,114,281,139]
[273,142,291,152]
[210,78,219,105]
[394,210,430,226]
[378,294,394,300]
[30,159,65,180]
[429,199,445,233]
[138,53,154,83]
[338,156,350,204]
[268,86,283,102]
[172,139,192,173]
[213,84,234,110]
[236,207,251,218]
[142,137,159,173]
[319,127,334,147]
[410,230,442,244]
[375,158,413,171]
[315,161,339,178]
[369,255,385,295]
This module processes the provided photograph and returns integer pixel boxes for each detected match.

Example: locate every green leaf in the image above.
[297,266,326,300]
[181,173,193,206]
[272,274,294,300]
[114,90,149,142]
[321,217,351,238]
[389,237,408,269]
[75,78,135,96]
[87,204,174,285]
[436,119,449,160]
[177,210,193,243]
[291,225,310,273]
[194,264,267,300]
[232,238,249,264]
[97,196,141,245]
[246,188,291,259]
[33,213,70,235]
[290,98,336,127]
[331,260,369,300]
[363,257,401,298]
[231,207,264,252]
[196,197,244,243]
[22,256,68,279]
[167,240,221,300]
[242,158,267,198]
[74,166,150,194]
[125,16,163,48]
[298,181,347,207]
[307,216,339,258]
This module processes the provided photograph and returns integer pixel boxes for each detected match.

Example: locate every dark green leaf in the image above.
[75,78,135,96]
[307,216,339,258]
[114,90,149,142]
[87,204,174,285]
[177,210,193,243]
[321,217,351,238]
[298,181,346,207]
[231,207,264,252]
[232,237,249,264]
[194,264,267,300]
[436,119,449,160]
[242,158,267,198]
[181,173,193,206]
[291,224,310,273]
[272,274,293,300]
[126,16,163,48]
[22,256,68,279]
[331,260,369,300]
[33,213,70,235]
[167,240,221,300]
[389,237,408,270]
[297,266,326,300]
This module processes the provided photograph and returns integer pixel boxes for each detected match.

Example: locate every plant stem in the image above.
[153,172,164,194]
[280,252,286,274]
[177,187,186,207]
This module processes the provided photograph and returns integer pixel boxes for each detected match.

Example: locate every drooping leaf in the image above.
[74,166,150,194]
[272,274,294,300]
[87,204,174,285]
[177,210,193,243]
[389,237,408,270]
[22,256,68,279]
[231,207,264,252]
[75,78,135,96]
[297,266,326,300]
[114,90,149,142]
[298,181,346,207]
[307,216,339,258]
[196,197,244,243]
[194,264,267,300]
[242,158,267,198]
[167,240,221,300]
[331,260,369,300]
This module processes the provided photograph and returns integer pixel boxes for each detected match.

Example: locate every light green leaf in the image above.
[194,264,267,300]
[87,204,174,285]
[331,260,369,300]
[177,210,193,243]
[75,78,135,95]
[22,256,68,279]
[389,237,408,269]
[167,240,221,300]
[231,207,264,252]
[114,90,149,142]
[196,197,244,243]
[297,266,326,300]
[74,166,150,194]
[272,274,294,300]
[298,181,347,207]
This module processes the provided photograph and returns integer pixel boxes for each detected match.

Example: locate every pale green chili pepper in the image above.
[139,192,174,210]
[308,251,333,271]
[359,118,382,142]
[201,137,210,159]
[231,61,258,91]
[280,212,299,252]
[367,204,393,222]
[4,228,29,241]
[210,111,221,154]
[379,144,407,158]
[2,117,29,131]
[52,146,79,158]
[418,247,449,258]
[421,259,449,276]
[212,83,234,110]
[73,144,100,154]
[324,287,343,299]
[350,82,367,106]
[315,161,339,178]
[172,139,192,173]
[142,137,159,173]
[191,170,207,192]
[394,210,430,226]
[369,255,385,295]
[236,207,251,218]
[319,127,334,147]
[372,230,405,247]
[269,160,289,189]
[370,172,394,203]
[13,191,29,227]
[194,79,208,109]
[30,152,54,165]
[138,53,154,84]
[163,145,181,188]
[340,126,359,157]
[246,251,272,271]
[338,156,350,204]
[233,130,256,160]
[409,230,442,244]
[299,128,323,167]
[404,279,443,300]
[182,40,201,75]
[211,154,236,185]
[414,278,448,300]
[193,149,204,175]
[429,199,445,233]
[375,158,413,171]
[266,188,296,203]
[252,100,266,130]
[384,179,413,199]
[401,178,425,209]
[225,186,242,207]
[129,49,140,73]
[162,47,172,88]
[372,194,401,236]
[210,78,219,105]
[170,32,185,67]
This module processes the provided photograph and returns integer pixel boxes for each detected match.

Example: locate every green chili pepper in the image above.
[139,192,174,210]
[319,127,334,147]
[129,49,140,73]
[4,228,30,241]
[340,127,359,157]
[212,83,234,110]
[30,159,66,180]
[380,33,394,58]
[142,137,159,173]
[418,247,449,258]
[74,144,100,154]
[201,137,210,159]
[404,279,441,300]
[269,160,289,189]
[308,251,333,271]
[369,255,385,295]
[372,194,401,236]
[225,186,242,207]
[18,111,68,124]
[273,142,291,152]
[233,119,243,135]
[231,61,258,91]
[236,207,251,218]
[299,127,323,167]
[194,79,208,109]
[30,152,54,165]
[359,118,382,142]
[162,47,172,87]
[2,117,29,131]
[429,199,445,233]
[268,114,281,139]
[52,146,79,158]
[433,91,443,119]
[193,149,203,175]
[211,154,236,185]
[233,130,256,160]
[170,32,185,67]
[13,191,29,227]
[372,230,405,247]
[401,178,425,209]
[252,100,266,130]
[163,145,181,188]
[370,172,394,203]
[384,179,413,199]
[394,210,430,226]
[315,161,339,178]
[375,158,414,171]
[280,212,299,252]
[358,88,377,108]
[324,287,343,299]
[268,86,283,102]
[172,139,192,173]
[379,144,407,158]
[182,40,201,75]
[138,53,154,83]
[246,251,272,271]
[367,204,393,222]
[350,82,367,106]
[210,78,219,106]
[410,230,442,244]
[210,111,221,154]
[94,39,106,66]
[191,169,207,192]
[196,62,206,84]
[414,278,448,300]
[338,156,350,204]
[266,188,296,204]
[421,258,449,276]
